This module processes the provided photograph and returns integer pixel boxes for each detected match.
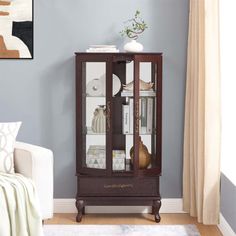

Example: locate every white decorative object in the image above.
[87,45,119,52]
[100,74,121,96]
[86,74,121,97]
[86,146,125,171]
[123,79,154,91]
[0,122,21,173]
[86,145,106,169]
[91,106,106,133]
[120,11,147,53]
[86,78,104,96]
[124,40,143,52]
[112,150,125,170]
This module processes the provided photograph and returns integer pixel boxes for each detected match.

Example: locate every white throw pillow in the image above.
[0,122,22,173]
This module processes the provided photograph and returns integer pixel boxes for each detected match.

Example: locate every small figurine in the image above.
[123,79,154,91]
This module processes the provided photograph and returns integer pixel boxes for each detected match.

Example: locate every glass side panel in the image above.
[82,62,107,170]
[138,62,158,171]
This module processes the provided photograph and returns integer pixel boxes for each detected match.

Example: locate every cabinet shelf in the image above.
[85,128,156,136]
[85,94,157,98]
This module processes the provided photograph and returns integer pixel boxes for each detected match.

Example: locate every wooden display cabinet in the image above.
[75,52,162,222]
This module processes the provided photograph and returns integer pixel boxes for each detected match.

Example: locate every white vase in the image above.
[124,40,143,52]
[91,106,106,133]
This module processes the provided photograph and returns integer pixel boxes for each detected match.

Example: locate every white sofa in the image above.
[14,142,54,220]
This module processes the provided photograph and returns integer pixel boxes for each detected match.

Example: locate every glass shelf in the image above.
[85,95,105,98]
[121,91,156,97]
[85,93,156,98]
[85,127,156,136]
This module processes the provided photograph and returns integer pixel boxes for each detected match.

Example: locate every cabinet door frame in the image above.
[76,54,112,176]
[133,55,162,176]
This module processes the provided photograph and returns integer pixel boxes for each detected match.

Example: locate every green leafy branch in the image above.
[120,10,148,40]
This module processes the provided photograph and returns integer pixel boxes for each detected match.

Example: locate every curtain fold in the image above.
[183,0,221,224]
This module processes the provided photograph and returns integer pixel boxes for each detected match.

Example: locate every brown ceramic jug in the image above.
[130,137,151,169]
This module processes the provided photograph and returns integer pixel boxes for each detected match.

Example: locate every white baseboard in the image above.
[218,213,235,236]
[54,198,185,214]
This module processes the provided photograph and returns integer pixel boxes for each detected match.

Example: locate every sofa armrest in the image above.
[14,141,54,220]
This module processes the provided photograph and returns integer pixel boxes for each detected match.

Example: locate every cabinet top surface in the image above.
[75,52,162,56]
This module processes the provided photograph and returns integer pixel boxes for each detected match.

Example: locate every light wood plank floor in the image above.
[45,213,222,236]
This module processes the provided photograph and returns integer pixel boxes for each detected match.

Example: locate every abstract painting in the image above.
[0,0,33,59]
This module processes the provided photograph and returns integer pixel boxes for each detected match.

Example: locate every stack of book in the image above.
[122,97,154,134]
[86,45,119,53]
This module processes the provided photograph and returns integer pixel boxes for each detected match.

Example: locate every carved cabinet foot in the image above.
[76,199,84,222]
[151,206,154,215]
[153,199,161,223]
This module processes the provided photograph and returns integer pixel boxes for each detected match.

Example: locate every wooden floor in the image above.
[45,213,222,236]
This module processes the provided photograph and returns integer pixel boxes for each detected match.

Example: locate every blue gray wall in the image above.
[221,174,236,233]
[0,0,189,198]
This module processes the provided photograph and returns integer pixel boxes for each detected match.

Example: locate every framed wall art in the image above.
[0,0,33,59]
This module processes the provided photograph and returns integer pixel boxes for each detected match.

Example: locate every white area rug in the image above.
[43,224,200,236]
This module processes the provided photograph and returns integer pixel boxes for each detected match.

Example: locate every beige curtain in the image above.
[183,0,221,224]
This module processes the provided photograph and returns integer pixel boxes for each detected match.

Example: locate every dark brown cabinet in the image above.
[75,52,162,222]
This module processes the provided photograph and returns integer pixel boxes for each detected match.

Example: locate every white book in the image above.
[89,45,116,48]
[139,98,142,133]
[129,98,134,134]
[122,104,130,134]
[147,98,153,134]
[141,98,147,133]
[86,48,119,52]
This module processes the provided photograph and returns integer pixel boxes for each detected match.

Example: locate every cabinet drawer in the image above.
[78,177,159,197]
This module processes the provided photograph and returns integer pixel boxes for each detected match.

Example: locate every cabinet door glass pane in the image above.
[82,62,107,170]
[138,62,158,170]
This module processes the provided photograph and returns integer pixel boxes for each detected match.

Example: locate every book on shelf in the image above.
[141,98,147,133]
[122,104,130,134]
[129,98,134,134]
[86,45,119,53]
[121,89,156,97]
[147,98,153,134]
[121,97,154,135]
[139,98,142,132]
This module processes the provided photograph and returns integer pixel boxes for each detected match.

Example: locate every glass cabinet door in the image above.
[76,54,162,177]
[135,56,162,176]
[110,55,162,176]
[76,57,112,175]
[111,58,134,175]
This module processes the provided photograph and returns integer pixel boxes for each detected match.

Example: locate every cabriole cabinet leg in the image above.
[153,199,161,223]
[76,199,84,222]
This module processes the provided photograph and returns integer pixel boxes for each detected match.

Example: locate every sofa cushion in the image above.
[0,122,21,173]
